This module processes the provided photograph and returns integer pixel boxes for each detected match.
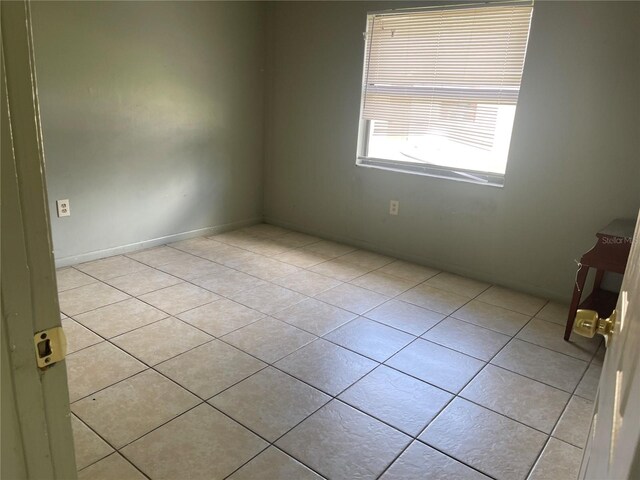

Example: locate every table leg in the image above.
[593,269,605,291]
[565,265,589,341]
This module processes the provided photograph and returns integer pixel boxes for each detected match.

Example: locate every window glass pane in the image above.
[366,104,516,174]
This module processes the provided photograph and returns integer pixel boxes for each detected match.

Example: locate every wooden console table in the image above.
[564,219,635,341]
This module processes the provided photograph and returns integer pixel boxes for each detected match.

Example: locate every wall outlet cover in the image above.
[389,200,399,215]
[56,199,70,217]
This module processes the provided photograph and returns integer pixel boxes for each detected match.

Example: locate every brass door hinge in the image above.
[34,326,67,368]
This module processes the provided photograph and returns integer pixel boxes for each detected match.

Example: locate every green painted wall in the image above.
[264,1,640,301]
[31,1,266,265]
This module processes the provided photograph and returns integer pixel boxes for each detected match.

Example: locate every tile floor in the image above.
[58,224,602,480]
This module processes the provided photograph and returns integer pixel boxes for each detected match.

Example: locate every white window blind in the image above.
[358,1,534,186]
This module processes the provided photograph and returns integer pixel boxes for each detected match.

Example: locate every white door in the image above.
[579,212,640,479]
[1,1,77,478]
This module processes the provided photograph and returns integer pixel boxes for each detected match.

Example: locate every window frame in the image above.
[355,1,534,188]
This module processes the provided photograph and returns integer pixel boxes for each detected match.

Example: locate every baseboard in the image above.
[264,216,569,303]
[54,217,262,268]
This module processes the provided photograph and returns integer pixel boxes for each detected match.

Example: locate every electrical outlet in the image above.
[389,200,399,216]
[56,199,70,217]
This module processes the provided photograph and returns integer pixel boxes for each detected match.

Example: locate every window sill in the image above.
[356,156,505,188]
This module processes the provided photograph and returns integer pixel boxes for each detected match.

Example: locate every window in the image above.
[357,1,534,186]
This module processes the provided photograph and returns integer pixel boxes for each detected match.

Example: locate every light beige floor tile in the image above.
[339,365,452,436]
[451,300,531,336]
[528,438,582,480]
[72,370,199,448]
[381,441,490,480]
[216,232,262,249]
[56,268,97,292]
[315,283,389,315]
[365,299,444,336]
[276,400,410,480]
[301,240,356,258]
[461,365,570,433]
[71,415,114,470]
[398,284,469,315]
[273,298,357,336]
[235,256,302,280]
[425,272,490,298]
[111,317,212,365]
[213,229,264,246]
[188,235,242,254]
[66,342,146,402]
[477,286,546,316]
[275,339,377,395]
[276,231,322,248]
[228,447,322,480]
[350,271,417,297]
[105,269,182,296]
[378,260,440,283]
[273,270,342,296]
[222,317,316,363]
[157,256,229,280]
[210,367,329,441]
[575,362,602,401]
[225,243,273,261]
[242,223,290,237]
[339,249,395,270]
[535,301,570,326]
[73,298,167,338]
[206,244,262,267]
[190,268,267,296]
[229,283,307,315]
[169,236,225,257]
[491,339,588,393]
[223,235,275,252]
[121,404,268,480]
[516,318,601,361]
[155,340,266,399]
[59,283,130,316]
[324,317,414,362]
[62,318,102,354]
[422,318,510,361]
[137,283,219,315]
[185,238,233,258]
[386,339,484,394]
[78,453,146,480]
[217,232,266,249]
[274,249,331,268]
[178,299,264,337]
[75,256,149,281]
[126,246,196,267]
[552,396,594,448]
[420,398,547,480]
[309,258,372,281]
[241,236,291,257]
[243,238,293,257]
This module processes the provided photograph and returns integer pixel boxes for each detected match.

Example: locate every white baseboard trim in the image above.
[55,217,262,268]
[264,216,569,303]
